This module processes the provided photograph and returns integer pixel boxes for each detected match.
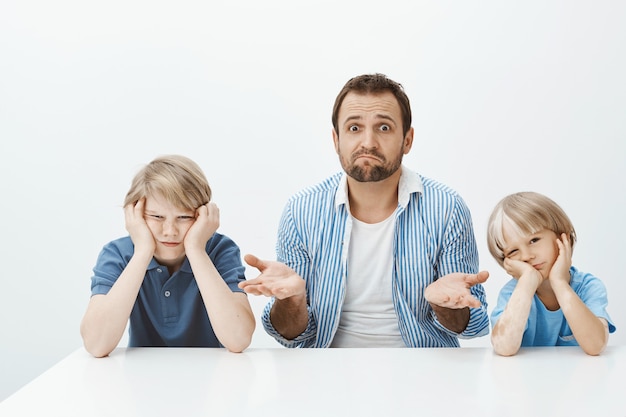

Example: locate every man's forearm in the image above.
[270,295,309,340]
[430,305,470,334]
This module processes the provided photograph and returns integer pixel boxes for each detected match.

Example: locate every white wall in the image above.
[1,0,624,401]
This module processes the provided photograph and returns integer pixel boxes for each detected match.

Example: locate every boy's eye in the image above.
[506,249,518,257]
[530,237,540,244]
[179,216,195,220]
[147,214,163,219]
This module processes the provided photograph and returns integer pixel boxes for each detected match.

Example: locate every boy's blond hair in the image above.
[487,191,576,267]
[123,154,211,211]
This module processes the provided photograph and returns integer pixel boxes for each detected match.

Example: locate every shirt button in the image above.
[157,268,163,273]
[164,291,171,297]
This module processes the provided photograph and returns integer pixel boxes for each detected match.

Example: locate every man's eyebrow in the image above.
[342,115,362,124]
[376,114,397,125]
[342,114,397,125]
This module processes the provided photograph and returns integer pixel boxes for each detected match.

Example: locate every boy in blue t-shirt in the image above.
[487,191,615,356]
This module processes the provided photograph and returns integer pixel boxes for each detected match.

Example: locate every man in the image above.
[240,73,489,347]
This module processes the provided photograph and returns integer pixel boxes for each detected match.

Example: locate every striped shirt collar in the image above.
[334,165,424,210]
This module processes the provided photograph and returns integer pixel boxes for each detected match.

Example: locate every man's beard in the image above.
[341,149,403,182]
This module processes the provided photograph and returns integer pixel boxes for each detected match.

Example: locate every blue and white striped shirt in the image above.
[261,166,489,348]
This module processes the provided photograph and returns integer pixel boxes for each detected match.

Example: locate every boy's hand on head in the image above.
[125,198,156,255]
[549,233,573,285]
[184,202,220,251]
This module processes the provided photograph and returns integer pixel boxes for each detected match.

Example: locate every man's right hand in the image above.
[238,254,306,300]
[240,254,309,340]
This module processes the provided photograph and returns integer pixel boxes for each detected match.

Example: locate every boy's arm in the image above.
[186,247,255,353]
[80,201,154,358]
[80,250,152,358]
[551,281,609,355]
[185,203,255,353]
[491,262,542,356]
[550,234,609,355]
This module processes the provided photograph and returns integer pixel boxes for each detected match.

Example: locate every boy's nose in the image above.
[163,220,178,236]
[520,249,534,262]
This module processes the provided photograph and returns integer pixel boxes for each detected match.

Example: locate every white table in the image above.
[1,346,624,417]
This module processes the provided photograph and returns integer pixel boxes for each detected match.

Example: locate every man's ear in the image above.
[332,128,340,153]
[403,127,414,154]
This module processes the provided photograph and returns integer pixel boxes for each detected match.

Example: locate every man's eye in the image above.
[349,125,359,132]
[380,124,390,131]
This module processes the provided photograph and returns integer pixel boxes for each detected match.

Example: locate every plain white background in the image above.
[1,0,624,402]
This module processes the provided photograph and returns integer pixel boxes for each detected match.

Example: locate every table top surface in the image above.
[1,345,624,417]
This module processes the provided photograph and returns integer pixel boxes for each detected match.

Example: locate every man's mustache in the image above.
[352,150,385,161]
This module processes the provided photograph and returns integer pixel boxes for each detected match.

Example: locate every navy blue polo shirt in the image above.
[90,233,246,347]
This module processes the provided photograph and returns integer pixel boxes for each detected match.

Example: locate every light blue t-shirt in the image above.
[490,266,616,346]
[90,233,246,347]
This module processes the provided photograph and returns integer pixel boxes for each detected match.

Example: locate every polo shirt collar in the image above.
[147,257,193,274]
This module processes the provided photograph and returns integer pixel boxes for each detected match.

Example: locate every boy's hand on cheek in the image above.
[549,234,572,285]
[504,258,538,281]
[184,202,220,251]
[125,199,156,255]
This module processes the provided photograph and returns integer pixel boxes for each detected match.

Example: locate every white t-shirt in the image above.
[330,215,405,347]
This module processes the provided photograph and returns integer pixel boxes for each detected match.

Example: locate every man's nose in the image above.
[361,127,378,148]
